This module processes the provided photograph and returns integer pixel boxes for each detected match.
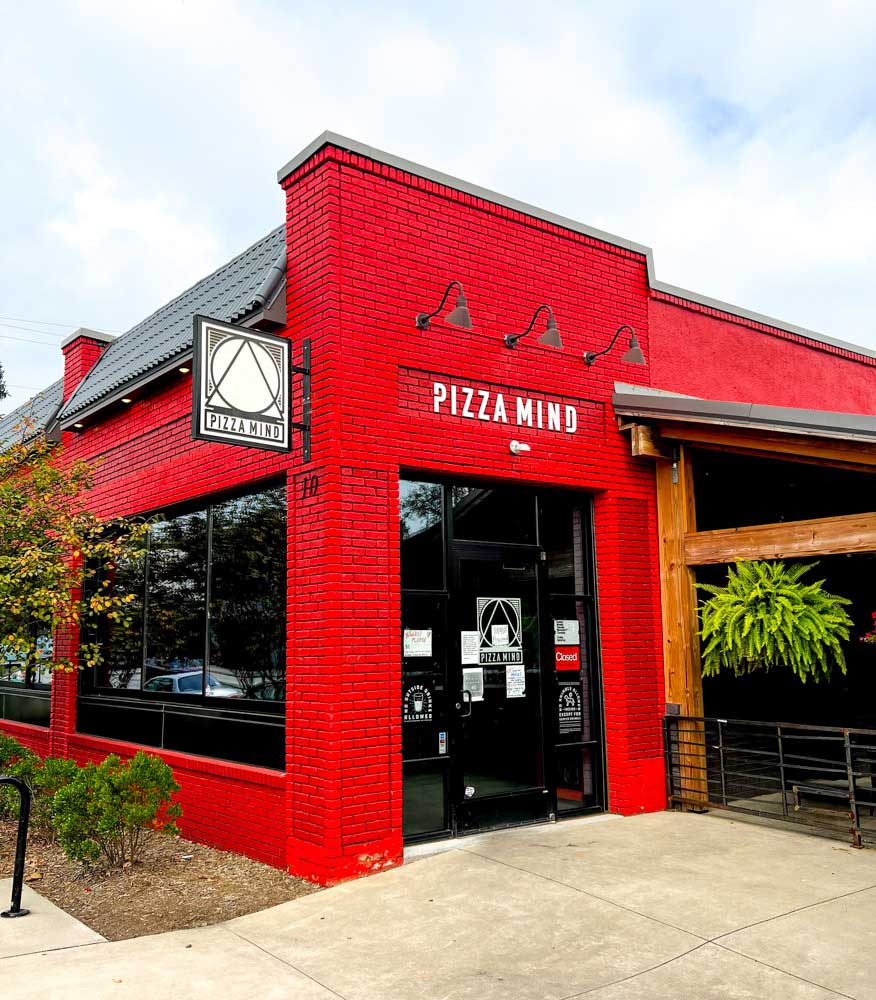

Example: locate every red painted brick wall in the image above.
[68,734,285,866]
[280,144,666,875]
[8,139,874,884]
[0,719,50,757]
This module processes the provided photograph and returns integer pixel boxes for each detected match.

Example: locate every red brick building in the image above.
[2,133,875,884]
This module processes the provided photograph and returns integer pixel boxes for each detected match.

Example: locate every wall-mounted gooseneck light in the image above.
[583,324,645,366]
[415,280,472,331]
[503,304,563,350]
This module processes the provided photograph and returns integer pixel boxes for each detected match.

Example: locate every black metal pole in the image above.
[0,775,31,918]
[843,730,863,849]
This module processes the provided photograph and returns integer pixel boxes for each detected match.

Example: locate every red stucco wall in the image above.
[650,292,876,413]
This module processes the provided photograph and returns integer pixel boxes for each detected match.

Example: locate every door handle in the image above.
[455,690,473,717]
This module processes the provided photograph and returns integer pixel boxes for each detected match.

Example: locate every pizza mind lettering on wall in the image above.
[432,381,579,434]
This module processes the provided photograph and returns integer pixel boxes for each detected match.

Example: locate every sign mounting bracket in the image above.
[290,338,311,462]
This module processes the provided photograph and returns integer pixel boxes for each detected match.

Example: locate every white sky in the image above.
[1,0,875,414]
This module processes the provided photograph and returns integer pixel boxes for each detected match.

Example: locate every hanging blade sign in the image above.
[191,315,292,452]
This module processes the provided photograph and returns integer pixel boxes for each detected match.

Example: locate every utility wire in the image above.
[0,316,79,328]
[0,315,123,333]
[0,322,67,341]
[0,333,61,348]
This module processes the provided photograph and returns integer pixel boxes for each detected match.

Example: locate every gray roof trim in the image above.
[59,327,116,349]
[278,131,876,363]
[231,249,286,322]
[277,131,650,256]
[612,385,876,444]
[58,351,193,430]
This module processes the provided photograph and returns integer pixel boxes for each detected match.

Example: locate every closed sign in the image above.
[555,646,580,671]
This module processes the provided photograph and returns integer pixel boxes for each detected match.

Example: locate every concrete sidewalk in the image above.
[4,811,876,999]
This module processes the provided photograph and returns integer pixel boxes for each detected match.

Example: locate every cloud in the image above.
[44,131,222,308]
[1,0,875,418]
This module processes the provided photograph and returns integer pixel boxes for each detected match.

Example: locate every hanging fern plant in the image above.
[698,560,853,683]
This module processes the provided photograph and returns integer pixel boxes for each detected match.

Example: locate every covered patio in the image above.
[614,384,876,843]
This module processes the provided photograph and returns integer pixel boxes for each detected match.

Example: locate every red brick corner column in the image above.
[280,154,403,884]
[48,612,80,759]
[593,490,667,814]
[285,464,403,885]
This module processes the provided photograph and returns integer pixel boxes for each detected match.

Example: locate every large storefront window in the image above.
[79,483,286,768]
[145,511,208,691]
[209,490,286,701]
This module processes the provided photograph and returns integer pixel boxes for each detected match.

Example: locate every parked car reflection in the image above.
[141,671,243,698]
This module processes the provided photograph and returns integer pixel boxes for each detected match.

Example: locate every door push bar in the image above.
[0,775,31,918]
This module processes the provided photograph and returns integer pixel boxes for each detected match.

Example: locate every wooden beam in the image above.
[657,421,876,473]
[629,423,673,461]
[657,448,703,714]
[656,446,707,804]
[685,511,876,565]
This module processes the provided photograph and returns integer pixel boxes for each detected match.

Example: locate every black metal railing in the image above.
[664,715,876,848]
[0,775,32,918]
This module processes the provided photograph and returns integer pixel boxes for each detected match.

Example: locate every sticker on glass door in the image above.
[477,597,523,664]
[403,683,434,722]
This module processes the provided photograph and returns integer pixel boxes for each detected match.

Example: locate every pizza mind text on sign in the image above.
[432,381,578,434]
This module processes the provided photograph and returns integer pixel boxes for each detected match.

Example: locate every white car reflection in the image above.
[142,671,242,698]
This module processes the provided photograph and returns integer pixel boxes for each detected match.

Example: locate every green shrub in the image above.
[0,732,35,770]
[53,751,182,866]
[699,560,853,683]
[0,734,38,820]
[30,757,80,839]
[0,747,79,837]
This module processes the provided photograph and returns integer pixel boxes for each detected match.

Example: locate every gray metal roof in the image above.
[612,383,876,444]
[0,379,64,451]
[60,226,285,420]
[279,132,876,363]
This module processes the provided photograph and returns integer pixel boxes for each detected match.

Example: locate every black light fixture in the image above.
[504,304,563,350]
[415,280,472,330]
[583,324,645,366]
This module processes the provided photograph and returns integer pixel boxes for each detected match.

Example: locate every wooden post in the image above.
[655,445,707,805]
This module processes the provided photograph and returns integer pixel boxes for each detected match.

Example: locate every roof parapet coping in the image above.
[277,131,876,363]
[60,327,117,350]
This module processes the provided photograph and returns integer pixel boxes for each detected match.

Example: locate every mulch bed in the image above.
[0,820,318,941]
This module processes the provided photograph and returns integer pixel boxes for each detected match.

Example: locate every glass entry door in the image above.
[450,541,550,833]
[399,477,605,843]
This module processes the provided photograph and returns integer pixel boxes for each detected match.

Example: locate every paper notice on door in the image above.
[554,619,580,646]
[491,624,510,647]
[462,666,484,702]
[461,631,480,665]
[403,629,432,657]
[505,663,526,699]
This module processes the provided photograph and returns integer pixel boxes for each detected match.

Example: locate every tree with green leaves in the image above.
[0,361,7,403]
[0,429,150,677]
[698,560,853,683]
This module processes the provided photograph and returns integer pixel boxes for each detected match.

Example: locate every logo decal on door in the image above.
[477,597,523,664]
